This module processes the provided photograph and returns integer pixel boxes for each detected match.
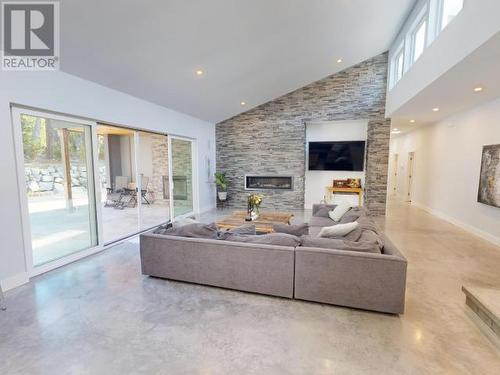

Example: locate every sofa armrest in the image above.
[295,246,407,314]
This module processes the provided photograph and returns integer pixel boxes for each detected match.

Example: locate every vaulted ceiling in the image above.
[60,0,415,123]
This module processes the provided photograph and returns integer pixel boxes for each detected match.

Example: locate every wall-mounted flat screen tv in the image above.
[308,141,366,171]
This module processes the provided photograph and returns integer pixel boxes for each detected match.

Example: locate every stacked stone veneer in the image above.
[216,53,391,215]
[150,134,169,201]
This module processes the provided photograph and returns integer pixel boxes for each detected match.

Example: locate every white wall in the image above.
[387,0,500,115]
[0,69,216,290]
[390,97,500,246]
[305,120,368,208]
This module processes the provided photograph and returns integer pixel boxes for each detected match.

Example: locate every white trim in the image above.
[411,201,500,247]
[0,272,29,292]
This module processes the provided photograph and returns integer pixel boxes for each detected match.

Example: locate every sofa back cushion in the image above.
[224,233,301,247]
[162,222,219,239]
[273,223,309,236]
[328,202,352,222]
[312,204,337,217]
[300,235,381,254]
[339,207,369,223]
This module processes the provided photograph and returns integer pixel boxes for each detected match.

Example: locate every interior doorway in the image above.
[406,152,415,202]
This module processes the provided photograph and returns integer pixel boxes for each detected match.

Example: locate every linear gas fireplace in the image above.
[245,175,293,190]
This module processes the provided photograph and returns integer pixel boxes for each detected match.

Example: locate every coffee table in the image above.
[216,211,294,234]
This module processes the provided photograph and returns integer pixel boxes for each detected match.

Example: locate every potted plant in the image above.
[214,172,228,201]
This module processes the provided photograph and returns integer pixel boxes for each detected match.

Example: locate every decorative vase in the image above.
[218,191,227,201]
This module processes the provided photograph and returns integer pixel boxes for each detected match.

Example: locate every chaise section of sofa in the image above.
[294,235,407,314]
[140,232,295,298]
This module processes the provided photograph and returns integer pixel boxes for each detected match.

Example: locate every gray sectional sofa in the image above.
[140,204,407,314]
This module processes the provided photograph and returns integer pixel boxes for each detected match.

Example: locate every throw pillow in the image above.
[164,222,218,239]
[328,201,352,222]
[300,235,381,254]
[319,222,359,238]
[313,204,338,217]
[223,233,301,247]
[218,224,256,240]
[273,223,309,236]
[339,207,368,223]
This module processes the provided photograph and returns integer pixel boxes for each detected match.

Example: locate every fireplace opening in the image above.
[245,176,293,190]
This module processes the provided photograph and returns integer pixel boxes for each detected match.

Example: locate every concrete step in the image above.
[462,284,500,349]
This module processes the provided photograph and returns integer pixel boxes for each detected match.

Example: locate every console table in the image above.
[326,186,363,206]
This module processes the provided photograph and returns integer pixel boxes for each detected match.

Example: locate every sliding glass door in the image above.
[96,124,139,243]
[169,137,194,218]
[137,131,170,229]
[13,107,191,275]
[13,109,98,266]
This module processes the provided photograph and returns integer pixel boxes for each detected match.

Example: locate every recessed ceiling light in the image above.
[393,128,399,131]
[410,119,416,123]
[473,86,483,92]
[391,130,401,134]
[432,107,440,112]
[336,58,343,63]
[240,101,246,106]
[195,69,204,76]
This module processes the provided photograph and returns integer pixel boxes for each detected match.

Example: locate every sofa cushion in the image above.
[300,235,381,254]
[163,222,219,239]
[312,204,337,217]
[224,233,301,247]
[328,202,353,222]
[273,223,309,236]
[218,224,256,239]
[339,207,368,223]
[309,216,335,227]
[319,222,359,238]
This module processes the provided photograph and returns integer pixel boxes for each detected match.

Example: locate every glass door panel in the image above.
[19,113,98,266]
[96,124,139,243]
[137,131,170,229]
[170,138,194,217]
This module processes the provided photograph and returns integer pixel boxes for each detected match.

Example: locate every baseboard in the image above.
[411,201,500,247]
[0,272,29,292]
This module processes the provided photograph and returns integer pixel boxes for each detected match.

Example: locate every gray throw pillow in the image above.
[339,208,365,223]
[300,235,381,254]
[313,204,337,217]
[273,223,309,236]
[164,222,219,239]
[218,224,256,239]
[358,229,384,250]
[224,233,301,247]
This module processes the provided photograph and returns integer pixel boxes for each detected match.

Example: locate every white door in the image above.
[393,153,399,196]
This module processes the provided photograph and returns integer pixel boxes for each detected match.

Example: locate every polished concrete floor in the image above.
[1,202,499,374]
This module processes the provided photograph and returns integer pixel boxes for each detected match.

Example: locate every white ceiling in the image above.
[391,31,500,134]
[60,0,415,123]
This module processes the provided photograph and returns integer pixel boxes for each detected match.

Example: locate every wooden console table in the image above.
[216,211,294,233]
[326,187,363,206]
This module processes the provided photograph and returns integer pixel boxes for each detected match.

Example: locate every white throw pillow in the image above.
[319,221,359,238]
[328,202,352,222]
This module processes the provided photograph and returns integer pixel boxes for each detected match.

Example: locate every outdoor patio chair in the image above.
[104,175,130,208]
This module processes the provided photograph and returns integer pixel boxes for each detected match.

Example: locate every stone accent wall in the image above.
[216,53,391,216]
[150,134,169,201]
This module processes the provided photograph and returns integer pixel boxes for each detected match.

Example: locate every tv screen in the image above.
[308,141,366,171]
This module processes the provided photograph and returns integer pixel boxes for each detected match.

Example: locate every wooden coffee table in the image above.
[216,211,294,234]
